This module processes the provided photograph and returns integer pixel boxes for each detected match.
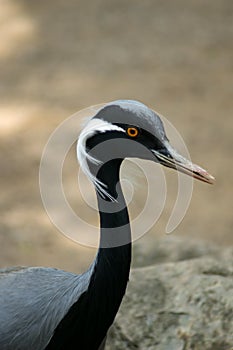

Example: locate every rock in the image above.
[106,252,233,350]
[132,236,223,268]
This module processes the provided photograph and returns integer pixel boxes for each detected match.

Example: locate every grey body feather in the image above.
[0,265,94,350]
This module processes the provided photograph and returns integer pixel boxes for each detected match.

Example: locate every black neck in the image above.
[46,159,132,350]
[93,158,132,287]
[86,158,132,346]
[96,158,131,245]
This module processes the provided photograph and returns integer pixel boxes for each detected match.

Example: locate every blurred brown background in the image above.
[0,0,232,273]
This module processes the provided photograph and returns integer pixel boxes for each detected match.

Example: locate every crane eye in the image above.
[127,127,139,138]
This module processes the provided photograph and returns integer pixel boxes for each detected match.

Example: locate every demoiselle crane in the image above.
[0,100,214,349]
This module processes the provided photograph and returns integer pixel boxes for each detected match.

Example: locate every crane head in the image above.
[77,100,214,199]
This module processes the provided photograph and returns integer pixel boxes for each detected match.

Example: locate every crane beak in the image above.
[152,142,215,185]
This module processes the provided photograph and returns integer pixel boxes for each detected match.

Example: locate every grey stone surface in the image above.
[132,236,223,267]
[106,248,233,350]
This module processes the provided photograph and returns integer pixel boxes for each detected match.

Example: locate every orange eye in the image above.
[127,127,139,137]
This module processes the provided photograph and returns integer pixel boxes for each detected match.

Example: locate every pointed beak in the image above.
[152,142,215,185]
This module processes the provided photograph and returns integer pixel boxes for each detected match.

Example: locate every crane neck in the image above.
[96,158,131,248]
[72,157,131,348]
[92,157,132,276]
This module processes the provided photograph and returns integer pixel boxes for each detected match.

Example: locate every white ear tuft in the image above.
[77,118,125,201]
